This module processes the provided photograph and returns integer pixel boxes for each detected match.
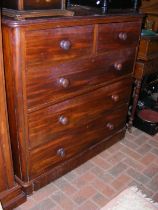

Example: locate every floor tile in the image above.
[29,198,56,210]
[127,168,150,185]
[72,185,96,205]
[111,173,132,191]
[92,192,108,207]
[146,175,158,192]
[143,163,158,178]
[77,200,98,210]
[109,162,128,177]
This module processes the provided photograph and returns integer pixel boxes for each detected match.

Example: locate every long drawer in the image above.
[98,21,141,53]
[26,48,135,110]
[29,105,128,178]
[28,77,132,149]
[25,25,94,68]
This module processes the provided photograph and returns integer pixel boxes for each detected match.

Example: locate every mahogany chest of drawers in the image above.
[2,14,142,194]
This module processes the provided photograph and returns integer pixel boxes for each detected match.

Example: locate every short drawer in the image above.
[25,25,94,67]
[28,77,132,149]
[98,22,141,53]
[26,48,135,110]
[29,105,128,178]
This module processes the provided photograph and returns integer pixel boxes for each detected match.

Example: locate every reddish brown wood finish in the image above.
[3,0,65,10]
[2,15,142,194]
[98,22,141,53]
[129,35,158,129]
[137,36,158,61]
[26,49,135,110]
[30,105,128,178]
[33,129,125,191]
[28,77,132,149]
[0,13,26,210]
[26,25,94,66]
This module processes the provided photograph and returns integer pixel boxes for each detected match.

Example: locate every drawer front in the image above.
[26,48,135,110]
[24,0,62,10]
[98,22,141,53]
[29,105,128,178]
[25,25,94,67]
[28,77,132,149]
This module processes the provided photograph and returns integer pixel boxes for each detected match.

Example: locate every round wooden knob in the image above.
[57,148,65,158]
[118,32,127,41]
[106,123,114,130]
[58,78,70,88]
[114,63,122,71]
[59,115,69,125]
[111,95,119,102]
[60,40,71,50]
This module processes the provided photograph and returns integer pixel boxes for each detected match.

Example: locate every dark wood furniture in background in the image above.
[140,0,158,32]
[129,35,158,128]
[2,0,74,19]
[128,0,158,129]
[2,0,66,10]
[0,12,26,210]
[2,14,142,195]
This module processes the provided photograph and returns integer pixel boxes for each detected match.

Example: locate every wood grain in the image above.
[98,21,141,53]
[137,36,158,60]
[29,105,128,178]
[25,25,94,67]
[2,14,142,194]
[26,48,135,110]
[28,77,132,149]
[0,12,26,210]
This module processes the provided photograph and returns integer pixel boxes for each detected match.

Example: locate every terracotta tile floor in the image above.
[15,128,158,210]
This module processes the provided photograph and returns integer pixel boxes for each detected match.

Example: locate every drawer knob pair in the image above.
[58,78,70,88]
[106,123,114,130]
[57,148,65,158]
[118,32,128,41]
[59,115,69,125]
[60,40,71,50]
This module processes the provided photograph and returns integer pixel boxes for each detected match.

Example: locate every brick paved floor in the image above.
[15,128,158,210]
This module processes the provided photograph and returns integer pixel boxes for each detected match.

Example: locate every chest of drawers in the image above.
[2,15,142,194]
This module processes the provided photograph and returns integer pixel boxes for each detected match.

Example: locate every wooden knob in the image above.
[106,123,114,130]
[58,78,70,88]
[59,115,69,125]
[60,40,71,50]
[111,95,119,102]
[118,32,127,41]
[114,63,122,71]
[57,148,65,158]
